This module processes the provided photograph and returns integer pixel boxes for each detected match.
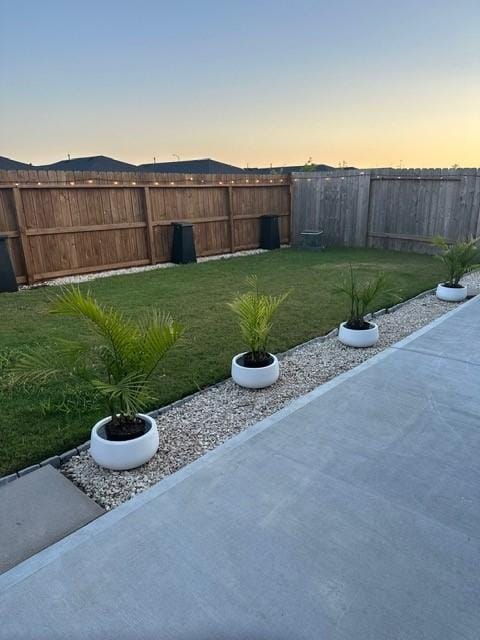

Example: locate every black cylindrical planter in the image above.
[260,215,280,250]
[0,235,18,293]
[171,222,197,264]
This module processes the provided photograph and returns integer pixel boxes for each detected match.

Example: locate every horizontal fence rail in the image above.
[0,170,291,284]
[291,167,480,254]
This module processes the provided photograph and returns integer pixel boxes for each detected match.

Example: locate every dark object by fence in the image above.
[260,215,280,250]
[0,235,18,292]
[171,223,197,264]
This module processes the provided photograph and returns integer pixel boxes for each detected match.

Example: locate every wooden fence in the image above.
[0,170,291,284]
[292,168,480,253]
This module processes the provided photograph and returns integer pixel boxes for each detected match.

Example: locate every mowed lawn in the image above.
[0,248,445,475]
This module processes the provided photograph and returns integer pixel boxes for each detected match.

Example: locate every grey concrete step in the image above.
[0,465,104,574]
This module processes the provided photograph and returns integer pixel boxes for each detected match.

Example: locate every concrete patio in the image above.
[0,297,479,639]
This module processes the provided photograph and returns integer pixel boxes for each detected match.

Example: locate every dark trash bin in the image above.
[171,222,197,264]
[260,215,280,250]
[0,235,18,293]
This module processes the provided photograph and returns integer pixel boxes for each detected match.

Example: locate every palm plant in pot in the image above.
[433,236,479,302]
[228,275,289,388]
[9,287,183,470]
[334,266,399,348]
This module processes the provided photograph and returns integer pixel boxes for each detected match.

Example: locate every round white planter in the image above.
[231,352,279,389]
[338,321,379,348]
[90,413,159,471]
[436,283,467,302]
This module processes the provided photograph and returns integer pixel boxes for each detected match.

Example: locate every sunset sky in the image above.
[1,0,479,168]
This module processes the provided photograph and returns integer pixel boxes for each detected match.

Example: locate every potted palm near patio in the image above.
[10,287,183,470]
[433,236,479,302]
[335,266,399,348]
[228,275,289,388]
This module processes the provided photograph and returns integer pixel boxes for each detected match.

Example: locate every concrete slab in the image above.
[0,465,104,575]
[0,297,478,639]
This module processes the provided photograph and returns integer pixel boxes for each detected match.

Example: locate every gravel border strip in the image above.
[19,246,290,290]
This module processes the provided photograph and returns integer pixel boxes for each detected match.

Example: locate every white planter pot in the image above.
[231,352,279,389]
[338,321,379,348]
[90,413,159,471]
[436,283,467,302]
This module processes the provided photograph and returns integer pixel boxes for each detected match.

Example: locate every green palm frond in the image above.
[228,275,289,359]
[433,236,480,286]
[334,265,400,328]
[8,287,184,420]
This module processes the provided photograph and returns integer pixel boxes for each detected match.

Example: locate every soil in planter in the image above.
[237,352,274,368]
[441,282,464,289]
[344,320,374,331]
[104,415,148,441]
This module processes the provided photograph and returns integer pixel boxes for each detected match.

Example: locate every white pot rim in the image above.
[92,413,155,446]
[340,321,378,332]
[233,352,278,370]
[438,282,466,289]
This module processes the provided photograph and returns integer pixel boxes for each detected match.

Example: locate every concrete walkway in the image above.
[0,466,104,574]
[1,297,479,640]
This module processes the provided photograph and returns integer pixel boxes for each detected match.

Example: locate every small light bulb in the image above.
[154,181,159,185]
[37,181,41,185]
[246,179,249,183]
[231,180,235,183]
[219,181,223,184]
[170,181,175,185]
[255,179,260,183]
[269,179,273,183]
[15,182,19,186]
[132,181,136,185]
[114,181,118,185]
[70,181,75,186]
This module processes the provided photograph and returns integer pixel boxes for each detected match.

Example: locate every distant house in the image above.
[0,156,32,170]
[138,158,244,174]
[244,164,336,174]
[39,155,137,172]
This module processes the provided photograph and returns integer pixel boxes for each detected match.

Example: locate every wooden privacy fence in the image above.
[0,170,291,284]
[292,168,480,253]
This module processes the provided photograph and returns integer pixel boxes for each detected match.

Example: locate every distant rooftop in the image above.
[38,155,137,172]
[0,156,32,170]
[138,158,244,174]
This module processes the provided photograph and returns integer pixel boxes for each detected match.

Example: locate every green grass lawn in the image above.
[0,248,445,475]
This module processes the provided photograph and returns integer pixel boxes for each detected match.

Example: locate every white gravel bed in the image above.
[62,272,480,510]
[20,247,289,289]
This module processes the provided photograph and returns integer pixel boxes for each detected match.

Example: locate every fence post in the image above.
[12,186,35,284]
[357,172,371,248]
[143,187,155,264]
[227,186,235,253]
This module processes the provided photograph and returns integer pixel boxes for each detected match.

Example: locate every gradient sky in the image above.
[1,0,479,168]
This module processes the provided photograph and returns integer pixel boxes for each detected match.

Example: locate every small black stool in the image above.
[260,215,280,250]
[0,235,18,293]
[171,222,197,264]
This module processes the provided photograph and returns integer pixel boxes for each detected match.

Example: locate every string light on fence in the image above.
[88,179,93,184]
[70,181,75,186]
[113,181,118,185]
[255,179,260,183]
[131,181,136,185]
[245,179,249,183]
[37,181,41,185]
[170,181,175,185]
[154,181,159,185]
[219,181,223,184]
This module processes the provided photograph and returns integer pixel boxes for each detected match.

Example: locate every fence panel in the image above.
[0,171,290,284]
[292,168,480,254]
